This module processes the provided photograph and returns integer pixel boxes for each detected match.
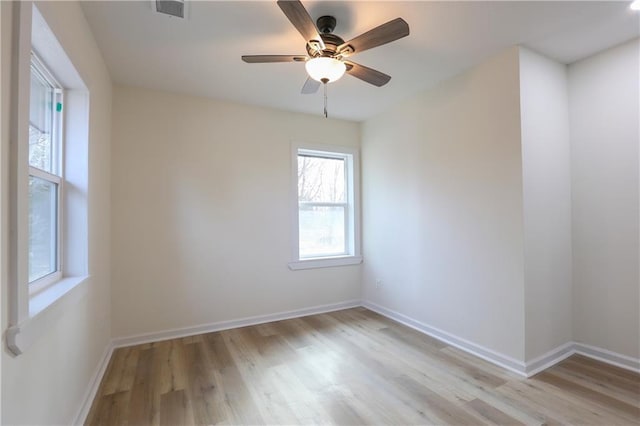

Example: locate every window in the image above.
[28,54,63,291]
[289,143,362,270]
[7,3,90,356]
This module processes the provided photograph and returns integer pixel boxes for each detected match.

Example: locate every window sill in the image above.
[7,275,89,355]
[288,255,363,271]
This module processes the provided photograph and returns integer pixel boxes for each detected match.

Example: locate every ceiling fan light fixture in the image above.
[305,57,346,83]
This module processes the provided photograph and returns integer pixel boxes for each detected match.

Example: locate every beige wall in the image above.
[1,6,636,420]
[519,48,573,361]
[569,38,640,359]
[111,86,361,338]
[1,1,112,424]
[361,47,526,361]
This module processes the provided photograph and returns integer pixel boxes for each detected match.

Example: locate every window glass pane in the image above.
[29,176,57,283]
[299,205,345,258]
[298,155,345,202]
[29,67,55,173]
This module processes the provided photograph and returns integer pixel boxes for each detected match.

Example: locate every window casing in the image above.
[28,54,63,293]
[289,143,362,270]
[7,2,90,356]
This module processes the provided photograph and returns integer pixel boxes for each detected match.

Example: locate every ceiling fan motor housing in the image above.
[306,33,345,57]
[305,15,351,58]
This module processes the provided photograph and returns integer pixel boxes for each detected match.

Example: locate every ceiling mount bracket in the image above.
[317,15,337,34]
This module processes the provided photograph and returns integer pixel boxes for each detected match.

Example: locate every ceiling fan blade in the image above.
[338,18,409,57]
[242,55,307,63]
[277,0,325,51]
[301,77,321,94]
[344,61,391,87]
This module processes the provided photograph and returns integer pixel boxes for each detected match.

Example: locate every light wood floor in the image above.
[86,308,640,425]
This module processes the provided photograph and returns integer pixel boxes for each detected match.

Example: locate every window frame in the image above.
[28,52,64,294]
[7,1,90,356]
[289,142,362,270]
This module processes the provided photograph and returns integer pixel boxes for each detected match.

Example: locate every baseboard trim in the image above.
[362,301,528,376]
[72,340,114,425]
[574,342,640,373]
[524,342,640,377]
[362,301,640,378]
[112,299,362,349]
[525,342,575,377]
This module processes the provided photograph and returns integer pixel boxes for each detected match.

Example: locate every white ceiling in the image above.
[81,1,639,121]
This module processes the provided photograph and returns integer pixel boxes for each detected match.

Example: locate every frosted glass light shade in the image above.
[305,57,346,83]
[631,0,640,10]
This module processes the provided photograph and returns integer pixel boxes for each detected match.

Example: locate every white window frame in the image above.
[7,2,90,356]
[28,52,64,295]
[288,142,362,270]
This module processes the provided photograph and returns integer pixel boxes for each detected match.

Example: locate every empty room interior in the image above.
[1,0,639,424]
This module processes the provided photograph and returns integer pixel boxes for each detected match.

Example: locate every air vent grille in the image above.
[156,0,184,18]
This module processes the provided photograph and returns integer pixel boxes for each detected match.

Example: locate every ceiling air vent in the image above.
[155,0,184,18]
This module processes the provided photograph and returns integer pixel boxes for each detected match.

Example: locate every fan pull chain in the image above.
[323,82,328,118]
[321,78,329,118]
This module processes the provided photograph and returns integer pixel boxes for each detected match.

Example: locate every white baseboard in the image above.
[363,301,640,378]
[525,342,575,377]
[574,342,640,373]
[72,340,115,425]
[524,342,640,377]
[112,299,362,348]
[362,301,528,376]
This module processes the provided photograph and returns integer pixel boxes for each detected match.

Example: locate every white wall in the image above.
[111,86,361,338]
[519,48,573,360]
[361,47,526,361]
[1,1,112,424]
[569,38,640,359]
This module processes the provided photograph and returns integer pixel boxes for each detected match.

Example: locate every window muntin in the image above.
[28,55,63,287]
[297,149,353,260]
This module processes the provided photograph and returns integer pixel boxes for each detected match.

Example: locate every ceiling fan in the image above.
[241,0,410,115]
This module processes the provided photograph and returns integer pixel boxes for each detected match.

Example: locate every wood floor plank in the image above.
[568,354,640,381]
[203,330,266,424]
[266,362,336,424]
[535,370,640,422]
[86,391,130,426]
[222,327,301,424]
[299,313,498,422]
[127,347,160,425]
[87,308,640,425]
[322,310,506,397]
[465,398,525,425]
[392,373,487,425]
[547,365,640,407]
[101,347,140,396]
[559,357,640,394]
[181,340,220,424]
[319,391,371,425]
[159,390,194,425]
[214,361,262,423]
[498,378,629,425]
